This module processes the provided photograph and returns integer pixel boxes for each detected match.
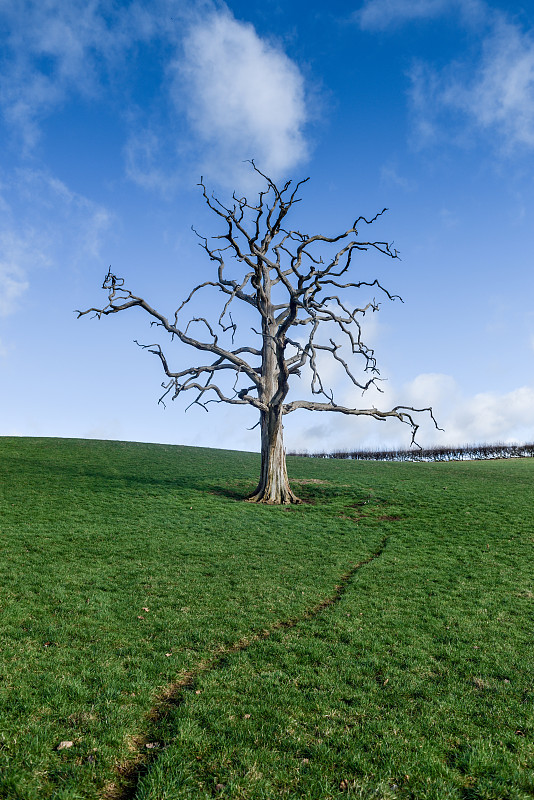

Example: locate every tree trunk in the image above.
[246,279,300,504]
[246,408,301,504]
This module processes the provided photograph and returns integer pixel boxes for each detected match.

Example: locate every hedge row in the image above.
[287,442,534,462]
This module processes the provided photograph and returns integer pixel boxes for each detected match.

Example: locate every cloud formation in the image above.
[0,238,31,316]
[355,0,483,30]
[404,374,534,445]
[124,129,182,197]
[174,11,309,184]
[0,169,112,317]
[284,369,534,453]
[357,0,450,29]
[0,2,311,189]
[0,0,155,149]
[357,0,534,154]
[406,11,534,152]
[444,17,534,149]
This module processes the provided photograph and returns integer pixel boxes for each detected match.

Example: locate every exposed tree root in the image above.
[101,536,389,800]
[245,486,302,504]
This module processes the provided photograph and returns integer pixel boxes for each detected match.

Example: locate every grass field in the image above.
[0,437,532,799]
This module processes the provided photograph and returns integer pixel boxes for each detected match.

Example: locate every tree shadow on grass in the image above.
[4,450,378,509]
[3,454,252,497]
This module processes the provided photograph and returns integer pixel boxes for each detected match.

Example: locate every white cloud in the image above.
[358,0,534,154]
[0,0,158,150]
[15,169,113,261]
[0,169,113,316]
[174,10,309,186]
[355,0,484,31]
[356,0,450,30]
[445,17,534,150]
[408,61,441,146]
[284,371,534,452]
[0,267,29,317]
[402,374,534,445]
[409,13,534,152]
[124,128,184,197]
[0,3,311,190]
[0,230,44,316]
[380,163,416,191]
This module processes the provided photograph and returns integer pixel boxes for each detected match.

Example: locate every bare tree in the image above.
[78,164,439,503]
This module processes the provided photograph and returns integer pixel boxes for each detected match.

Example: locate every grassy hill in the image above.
[0,437,532,799]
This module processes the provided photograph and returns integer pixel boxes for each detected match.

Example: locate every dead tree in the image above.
[78,164,439,503]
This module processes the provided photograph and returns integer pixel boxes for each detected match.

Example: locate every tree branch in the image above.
[76,269,262,387]
[282,401,442,446]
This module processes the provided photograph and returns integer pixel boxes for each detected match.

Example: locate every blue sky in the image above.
[1,0,534,452]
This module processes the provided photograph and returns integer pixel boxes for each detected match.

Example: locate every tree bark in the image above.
[246,408,301,504]
[247,305,300,504]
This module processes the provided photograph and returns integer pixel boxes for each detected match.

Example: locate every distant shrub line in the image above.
[287,442,534,462]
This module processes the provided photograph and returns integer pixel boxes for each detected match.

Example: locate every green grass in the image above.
[0,438,533,799]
